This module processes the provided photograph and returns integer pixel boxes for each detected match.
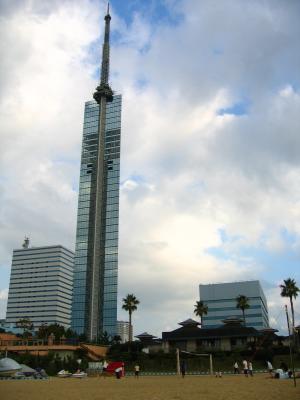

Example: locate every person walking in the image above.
[234,361,239,374]
[242,359,248,377]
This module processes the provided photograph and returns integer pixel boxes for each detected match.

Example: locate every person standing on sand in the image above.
[134,364,140,378]
[102,360,108,372]
[267,361,273,377]
[234,361,239,374]
[242,359,248,377]
[248,361,253,377]
[115,366,122,379]
[180,360,187,378]
[101,360,108,377]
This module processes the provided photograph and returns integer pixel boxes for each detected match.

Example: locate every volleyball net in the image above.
[176,349,214,375]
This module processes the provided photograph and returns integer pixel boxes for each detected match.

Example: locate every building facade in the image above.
[162,318,262,353]
[6,245,74,330]
[199,281,269,329]
[71,8,121,340]
[117,321,130,343]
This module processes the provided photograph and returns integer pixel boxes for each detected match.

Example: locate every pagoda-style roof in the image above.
[135,332,157,340]
[162,317,260,341]
[178,319,200,326]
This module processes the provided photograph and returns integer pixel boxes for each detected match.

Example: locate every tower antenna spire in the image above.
[93,2,113,102]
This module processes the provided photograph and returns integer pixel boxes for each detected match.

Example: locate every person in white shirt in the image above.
[248,361,253,377]
[242,360,248,377]
[267,361,273,377]
[115,366,122,379]
[134,364,140,378]
[234,361,239,374]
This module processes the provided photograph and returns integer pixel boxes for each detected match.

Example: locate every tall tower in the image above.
[72,5,121,341]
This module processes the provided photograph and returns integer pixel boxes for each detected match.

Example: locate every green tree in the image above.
[98,331,111,345]
[280,278,300,330]
[193,301,208,327]
[37,323,49,340]
[236,295,250,325]
[122,294,140,342]
[16,318,33,337]
[37,323,71,341]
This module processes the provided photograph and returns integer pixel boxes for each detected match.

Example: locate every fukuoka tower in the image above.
[71,5,121,341]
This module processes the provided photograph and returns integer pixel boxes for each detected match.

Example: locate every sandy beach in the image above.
[0,374,299,400]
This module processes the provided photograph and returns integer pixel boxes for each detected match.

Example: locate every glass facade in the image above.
[72,95,121,337]
[199,281,269,329]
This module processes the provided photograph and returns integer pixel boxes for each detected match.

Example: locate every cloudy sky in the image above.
[0,0,299,336]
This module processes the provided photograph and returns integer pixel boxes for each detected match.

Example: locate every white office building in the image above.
[117,320,130,343]
[6,245,74,330]
[199,280,269,329]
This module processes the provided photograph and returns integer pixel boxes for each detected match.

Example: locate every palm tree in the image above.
[236,295,250,325]
[122,294,140,342]
[194,301,208,327]
[280,278,300,330]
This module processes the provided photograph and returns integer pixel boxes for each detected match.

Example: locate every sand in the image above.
[0,374,299,400]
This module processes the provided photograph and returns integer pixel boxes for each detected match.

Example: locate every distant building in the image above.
[199,281,269,329]
[6,245,74,330]
[0,333,107,360]
[135,332,162,353]
[162,318,262,352]
[116,321,130,343]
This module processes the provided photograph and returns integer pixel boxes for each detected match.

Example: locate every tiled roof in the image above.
[0,342,108,361]
[135,332,157,339]
[178,319,200,326]
[162,324,261,340]
[0,333,18,341]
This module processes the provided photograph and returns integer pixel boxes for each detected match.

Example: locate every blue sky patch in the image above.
[218,99,250,116]
[206,227,300,287]
[110,0,184,27]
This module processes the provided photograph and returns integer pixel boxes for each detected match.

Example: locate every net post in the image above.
[209,354,213,376]
[176,348,180,375]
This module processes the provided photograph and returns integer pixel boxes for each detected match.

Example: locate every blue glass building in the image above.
[199,280,269,329]
[71,8,121,340]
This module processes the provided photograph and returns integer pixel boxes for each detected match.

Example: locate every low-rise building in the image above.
[0,333,107,360]
[162,318,262,352]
